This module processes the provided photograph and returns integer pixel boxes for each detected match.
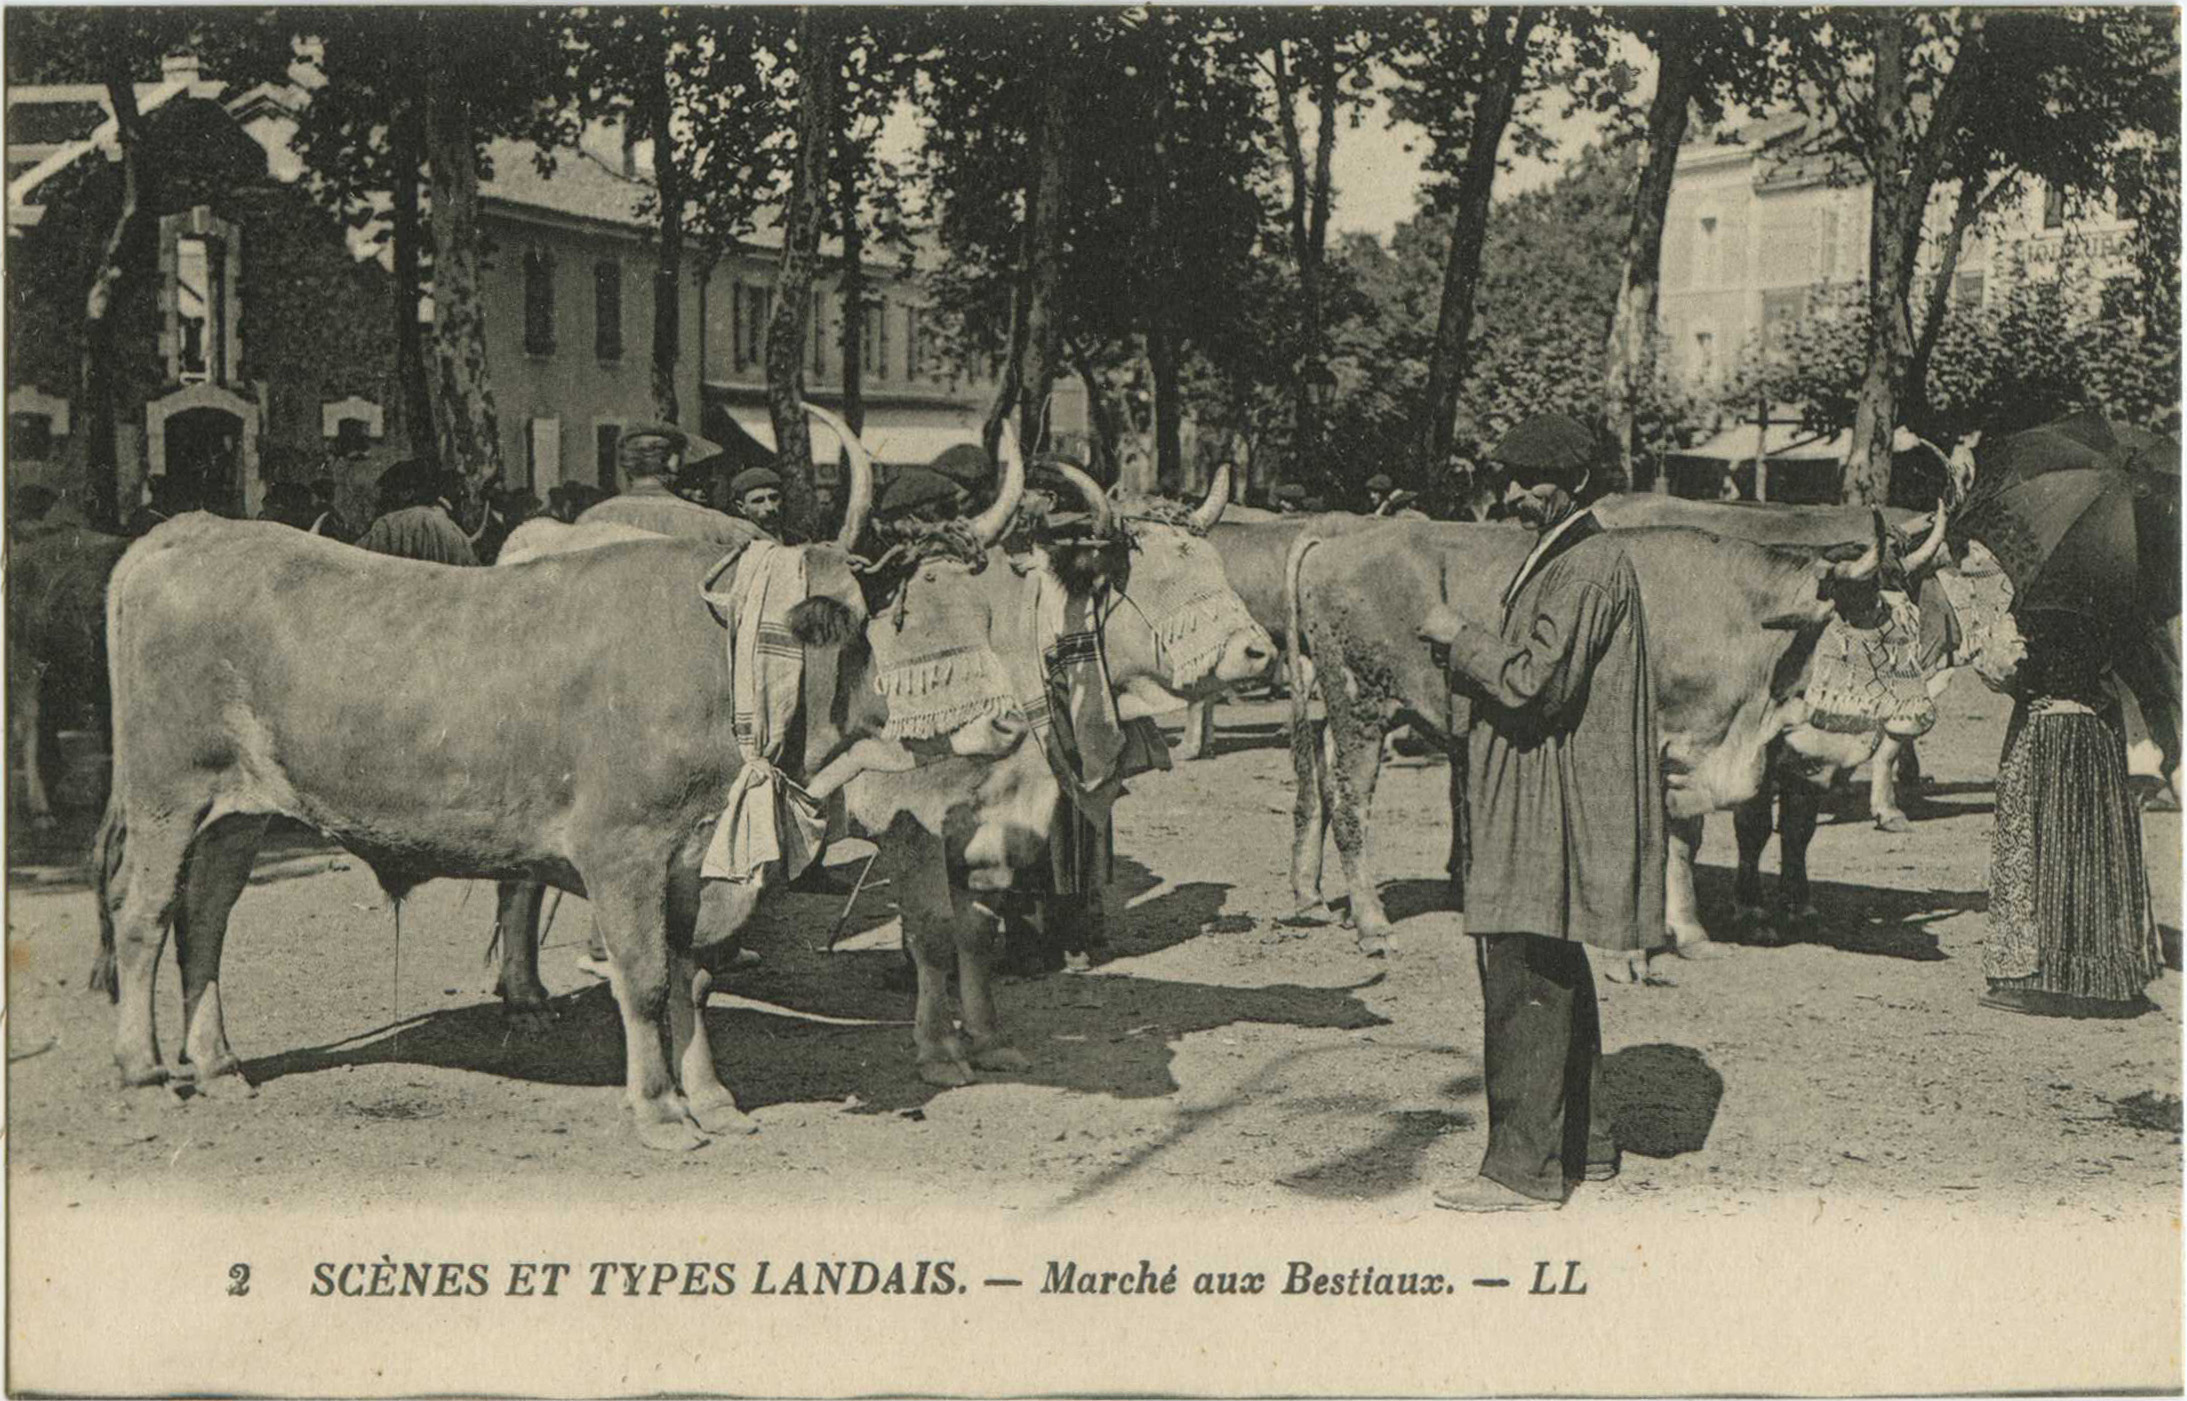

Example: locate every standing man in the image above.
[356,461,478,565]
[726,465,786,541]
[578,421,744,548]
[1415,412,1666,1212]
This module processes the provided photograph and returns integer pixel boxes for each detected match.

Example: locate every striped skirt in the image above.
[1984,698,2162,1001]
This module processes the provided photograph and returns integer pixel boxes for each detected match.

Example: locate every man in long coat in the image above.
[1417,412,1666,1211]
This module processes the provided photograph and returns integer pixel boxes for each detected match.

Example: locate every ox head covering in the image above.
[1491,413,1599,489]
[863,543,1023,743]
[1804,591,1938,740]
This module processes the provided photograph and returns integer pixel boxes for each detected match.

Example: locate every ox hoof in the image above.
[1873,812,1913,834]
[635,1117,711,1153]
[504,1007,558,1037]
[117,1060,170,1089]
[687,1092,759,1137]
[970,1045,1030,1073]
[1593,950,1650,985]
[186,1069,258,1103]
[1354,932,1393,958]
[918,1059,975,1088]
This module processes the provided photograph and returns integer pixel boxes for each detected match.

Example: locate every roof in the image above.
[479,138,653,232]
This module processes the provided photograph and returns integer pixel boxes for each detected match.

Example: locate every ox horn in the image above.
[968,422,1026,547]
[1829,510,1886,582]
[802,401,872,549]
[1900,498,1949,575]
[1050,461,1115,539]
[1190,461,1232,532]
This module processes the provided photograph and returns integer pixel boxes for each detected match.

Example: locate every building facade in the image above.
[1658,117,2140,391]
[6,64,1027,527]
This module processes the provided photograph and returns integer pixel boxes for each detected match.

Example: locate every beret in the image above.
[1490,414,1598,485]
[879,466,961,516]
[927,442,993,488]
[1273,482,1306,502]
[1365,473,1395,492]
[728,465,783,499]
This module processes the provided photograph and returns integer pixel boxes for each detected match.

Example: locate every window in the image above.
[523,249,556,356]
[734,282,773,371]
[1761,288,1808,359]
[334,418,373,456]
[878,301,892,382]
[2042,186,2066,230]
[594,260,622,361]
[1692,329,1716,381]
[1695,215,1719,286]
[175,234,227,382]
[812,290,827,376]
[596,422,622,489]
[1953,270,1985,309]
[860,300,890,380]
[9,412,53,461]
[906,306,924,382]
[525,417,561,492]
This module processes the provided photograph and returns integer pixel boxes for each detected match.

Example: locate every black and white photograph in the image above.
[4,5,2181,1395]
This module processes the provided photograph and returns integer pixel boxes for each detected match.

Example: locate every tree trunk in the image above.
[838,142,866,437]
[1146,41,1182,492]
[1416,8,1539,473]
[422,52,503,483]
[78,71,146,529]
[388,97,434,464]
[765,6,837,542]
[1843,11,1985,505]
[1603,28,1696,494]
[1015,41,1073,457]
[1070,347,1125,480]
[1902,169,1987,431]
[1149,320,1183,493]
[642,59,685,425]
[1272,35,1341,493]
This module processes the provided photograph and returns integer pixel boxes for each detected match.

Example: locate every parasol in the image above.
[1956,413,2180,622]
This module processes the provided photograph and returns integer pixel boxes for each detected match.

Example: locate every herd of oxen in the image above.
[7,412,2178,1150]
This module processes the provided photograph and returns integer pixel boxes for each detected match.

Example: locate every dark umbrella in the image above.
[1957,414,2180,622]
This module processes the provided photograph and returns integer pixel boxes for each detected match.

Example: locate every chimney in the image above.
[161,51,201,85]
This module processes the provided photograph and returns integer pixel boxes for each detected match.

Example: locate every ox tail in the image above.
[1283,530,1330,825]
[88,798,125,1000]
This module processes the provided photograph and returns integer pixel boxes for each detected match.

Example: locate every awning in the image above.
[1674,422,1851,463]
[713,408,980,469]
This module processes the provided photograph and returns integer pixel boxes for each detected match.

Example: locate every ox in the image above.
[1176,509,1380,759]
[1285,514,1929,969]
[8,518,131,824]
[484,425,1273,1086]
[85,432,1065,1148]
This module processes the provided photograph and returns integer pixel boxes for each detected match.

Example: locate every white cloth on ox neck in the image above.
[699,540,826,887]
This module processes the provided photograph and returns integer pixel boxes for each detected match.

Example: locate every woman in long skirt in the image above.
[1983,606,2163,1017]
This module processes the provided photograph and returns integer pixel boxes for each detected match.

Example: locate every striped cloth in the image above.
[699,540,825,887]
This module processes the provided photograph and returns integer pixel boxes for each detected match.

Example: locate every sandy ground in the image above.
[7,676,2180,1223]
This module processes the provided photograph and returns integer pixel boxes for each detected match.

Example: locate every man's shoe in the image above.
[1582,1147,1620,1183]
[1431,1177,1564,1212]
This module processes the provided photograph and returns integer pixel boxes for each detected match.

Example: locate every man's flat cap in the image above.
[879,466,961,516]
[1273,482,1307,502]
[623,420,725,466]
[928,442,993,488]
[728,465,783,499]
[1365,473,1395,492]
[1491,414,1598,484]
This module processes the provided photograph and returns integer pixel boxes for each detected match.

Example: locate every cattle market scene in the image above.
[4,6,2182,1394]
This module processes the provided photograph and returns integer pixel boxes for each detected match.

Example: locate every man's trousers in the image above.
[1473,931,1618,1201]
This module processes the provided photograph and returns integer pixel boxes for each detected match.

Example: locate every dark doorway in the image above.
[163,406,243,516]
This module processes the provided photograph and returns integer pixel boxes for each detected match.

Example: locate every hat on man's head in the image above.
[621,419,725,467]
[728,465,784,500]
[1365,473,1395,493]
[1490,413,1599,487]
[879,466,960,518]
[1274,483,1306,503]
[928,442,993,489]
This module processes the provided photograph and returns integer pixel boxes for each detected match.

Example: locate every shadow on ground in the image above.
[243,869,1390,1118]
[1602,1043,1722,1158]
[1690,867,1981,961]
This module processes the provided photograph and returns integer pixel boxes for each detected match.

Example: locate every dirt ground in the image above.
[7,676,2180,1222]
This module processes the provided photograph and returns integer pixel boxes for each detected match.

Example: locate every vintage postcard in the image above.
[6,4,2180,1395]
